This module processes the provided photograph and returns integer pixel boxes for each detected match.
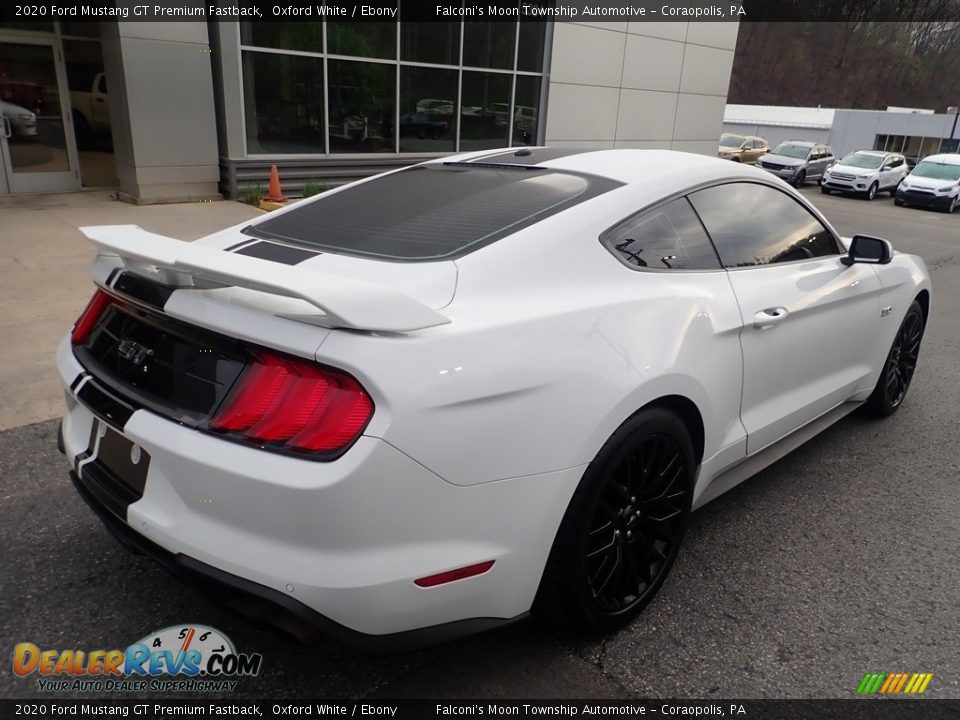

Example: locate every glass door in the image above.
[0,36,80,193]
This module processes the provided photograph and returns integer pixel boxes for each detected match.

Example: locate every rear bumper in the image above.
[66,465,520,653]
[56,335,581,646]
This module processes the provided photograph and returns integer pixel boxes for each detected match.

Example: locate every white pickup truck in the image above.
[70,72,109,139]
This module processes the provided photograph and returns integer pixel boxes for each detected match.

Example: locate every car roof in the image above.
[778,140,815,147]
[917,153,960,165]
[427,146,778,189]
[851,150,890,156]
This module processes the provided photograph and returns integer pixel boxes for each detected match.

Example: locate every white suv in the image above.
[821,150,908,200]
[894,153,960,213]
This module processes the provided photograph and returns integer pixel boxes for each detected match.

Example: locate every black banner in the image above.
[3,0,960,24]
[2,700,960,719]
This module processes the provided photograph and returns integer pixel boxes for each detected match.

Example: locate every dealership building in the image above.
[0,19,739,201]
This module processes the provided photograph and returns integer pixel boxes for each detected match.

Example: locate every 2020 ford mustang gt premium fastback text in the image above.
[57,148,931,651]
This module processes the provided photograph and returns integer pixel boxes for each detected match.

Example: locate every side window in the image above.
[889,156,903,168]
[688,183,842,268]
[824,146,834,158]
[602,197,721,271]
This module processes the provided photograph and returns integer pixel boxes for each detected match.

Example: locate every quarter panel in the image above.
[318,264,746,487]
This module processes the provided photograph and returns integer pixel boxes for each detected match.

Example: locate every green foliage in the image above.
[301,179,332,198]
[237,181,264,206]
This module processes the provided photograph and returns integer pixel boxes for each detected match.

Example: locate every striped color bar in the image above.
[857,672,933,694]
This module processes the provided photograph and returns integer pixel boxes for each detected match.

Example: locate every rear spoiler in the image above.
[80,225,450,332]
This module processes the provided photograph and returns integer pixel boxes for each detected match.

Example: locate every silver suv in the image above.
[756,141,835,187]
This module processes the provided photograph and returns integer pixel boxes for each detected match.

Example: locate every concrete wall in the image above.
[101,22,220,203]
[544,21,739,154]
[829,110,959,157]
[722,123,831,149]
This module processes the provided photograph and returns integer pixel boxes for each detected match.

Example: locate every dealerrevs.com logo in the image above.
[13,625,262,693]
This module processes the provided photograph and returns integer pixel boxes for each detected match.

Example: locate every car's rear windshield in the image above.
[243,164,621,261]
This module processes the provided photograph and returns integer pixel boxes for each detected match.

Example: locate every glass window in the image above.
[517,19,547,72]
[242,51,325,154]
[512,75,540,146]
[0,21,53,32]
[399,66,457,153]
[886,135,905,153]
[327,59,395,153]
[463,22,515,69]
[689,183,841,268]
[327,21,396,59]
[60,22,100,38]
[919,137,940,159]
[244,165,622,261]
[459,71,510,151]
[903,135,922,160]
[240,22,322,52]
[874,134,887,151]
[400,21,459,65]
[602,198,721,271]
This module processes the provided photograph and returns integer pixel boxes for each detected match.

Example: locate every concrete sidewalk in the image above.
[0,191,260,431]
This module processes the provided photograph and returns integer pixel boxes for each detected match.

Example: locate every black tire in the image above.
[943,196,958,214]
[820,185,831,194]
[72,109,92,150]
[894,198,905,206]
[865,182,878,201]
[534,407,695,635]
[729,157,741,162]
[864,301,925,417]
[793,170,806,188]
[889,186,898,197]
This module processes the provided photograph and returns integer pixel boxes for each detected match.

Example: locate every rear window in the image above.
[243,164,621,261]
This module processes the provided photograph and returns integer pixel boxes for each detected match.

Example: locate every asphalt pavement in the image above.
[1,187,958,700]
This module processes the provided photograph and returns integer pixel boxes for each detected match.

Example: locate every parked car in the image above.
[756,141,834,187]
[821,150,908,200]
[70,71,110,141]
[894,153,960,213]
[398,112,448,139]
[1,100,38,139]
[718,133,769,163]
[59,148,930,650]
[415,98,453,116]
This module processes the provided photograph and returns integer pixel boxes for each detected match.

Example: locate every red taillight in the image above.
[414,560,496,588]
[71,289,115,345]
[210,349,373,456]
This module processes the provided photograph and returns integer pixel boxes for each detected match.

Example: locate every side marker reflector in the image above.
[414,560,495,588]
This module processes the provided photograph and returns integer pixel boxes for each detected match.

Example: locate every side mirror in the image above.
[841,234,893,266]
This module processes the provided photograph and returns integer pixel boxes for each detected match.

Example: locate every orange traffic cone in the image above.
[264,164,287,202]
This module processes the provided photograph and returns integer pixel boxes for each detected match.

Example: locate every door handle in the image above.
[1,117,10,139]
[753,307,789,330]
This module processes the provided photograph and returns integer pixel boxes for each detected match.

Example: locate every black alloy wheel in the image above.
[866,182,878,200]
[584,433,688,614]
[865,301,925,417]
[535,408,694,634]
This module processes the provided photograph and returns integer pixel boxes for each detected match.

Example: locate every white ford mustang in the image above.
[57,148,931,651]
